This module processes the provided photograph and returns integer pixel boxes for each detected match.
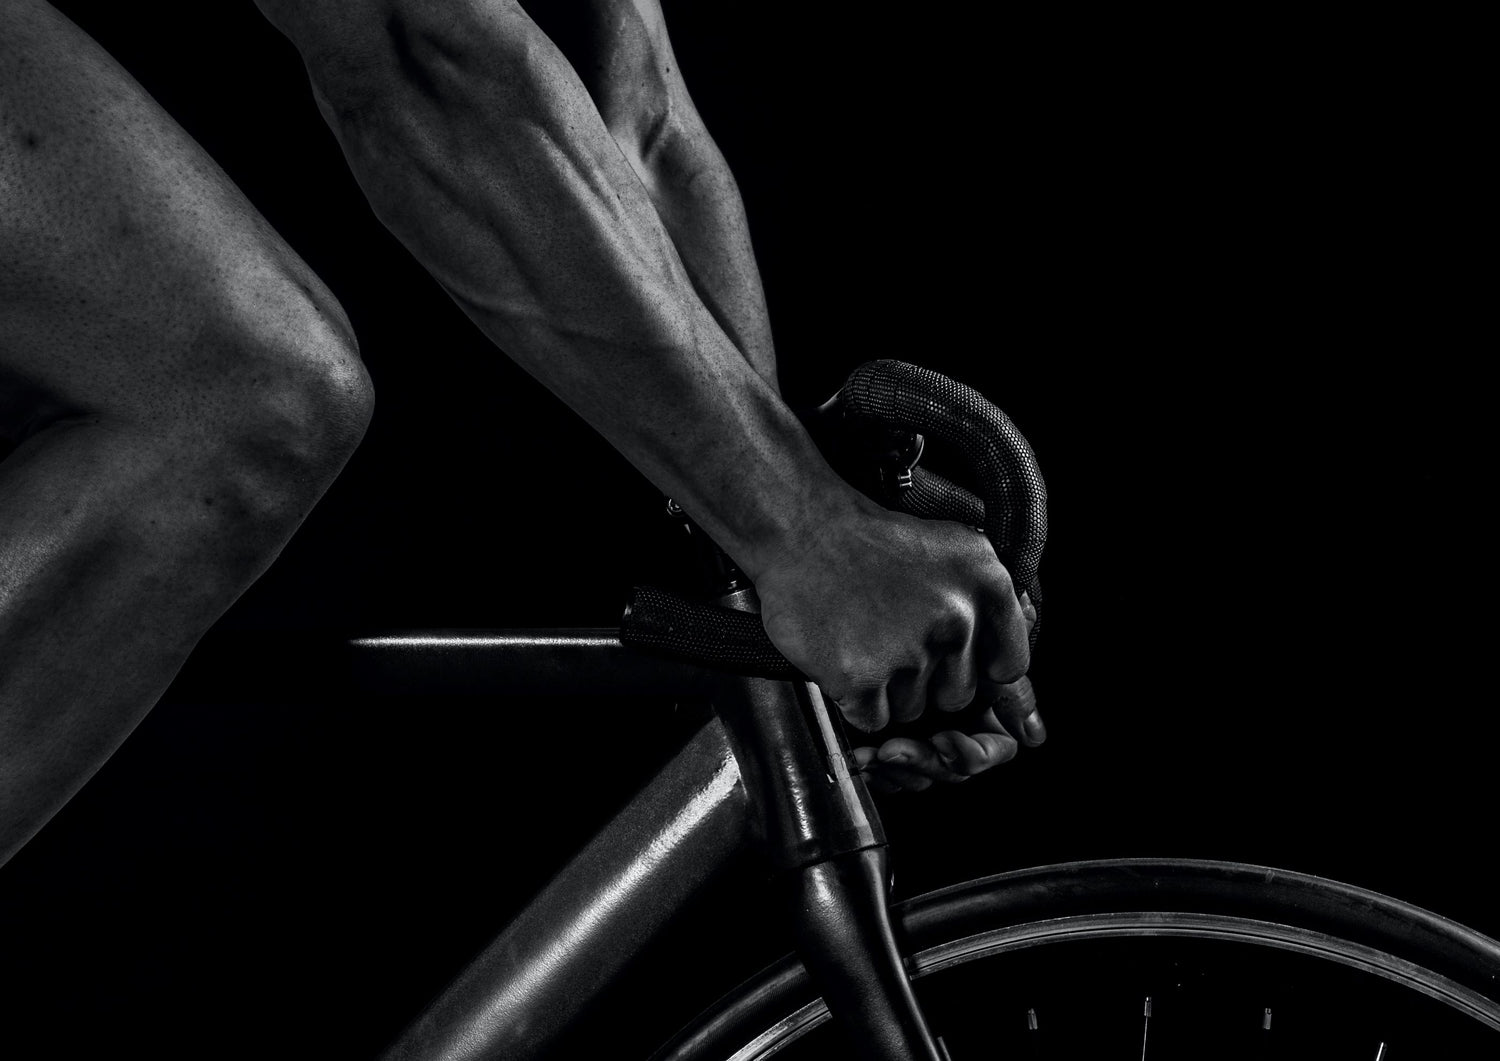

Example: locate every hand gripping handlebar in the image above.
[621,359,1047,672]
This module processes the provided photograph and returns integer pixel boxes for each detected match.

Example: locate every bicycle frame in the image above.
[352,628,942,1061]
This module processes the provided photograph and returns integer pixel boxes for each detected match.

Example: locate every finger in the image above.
[835,684,890,733]
[978,578,1031,686]
[877,737,967,784]
[868,763,934,791]
[1018,590,1038,634]
[850,745,880,772]
[932,723,1019,776]
[886,664,929,725]
[991,675,1046,747]
[857,755,935,792]
[862,771,905,794]
[926,634,979,714]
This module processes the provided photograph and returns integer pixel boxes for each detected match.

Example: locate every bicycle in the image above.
[347,360,1500,1061]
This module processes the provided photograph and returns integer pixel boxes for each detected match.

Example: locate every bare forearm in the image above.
[631,110,778,390]
[515,0,777,387]
[261,1,1040,757]
[293,6,846,571]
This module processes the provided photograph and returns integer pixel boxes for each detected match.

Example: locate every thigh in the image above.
[0,0,348,434]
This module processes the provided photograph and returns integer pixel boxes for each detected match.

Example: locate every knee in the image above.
[184,273,374,532]
[233,302,374,477]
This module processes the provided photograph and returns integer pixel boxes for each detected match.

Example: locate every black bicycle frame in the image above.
[352,629,942,1061]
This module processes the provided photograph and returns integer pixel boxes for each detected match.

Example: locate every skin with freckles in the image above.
[539,0,779,389]
[513,0,1045,785]
[0,0,373,868]
[249,0,1045,786]
[0,0,1039,871]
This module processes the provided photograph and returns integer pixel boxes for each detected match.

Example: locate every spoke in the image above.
[1027,1007,1040,1060]
[1139,996,1152,1061]
[1374,1043,1388,1060]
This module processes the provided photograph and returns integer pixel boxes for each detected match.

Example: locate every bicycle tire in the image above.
[652,858,1500,1060]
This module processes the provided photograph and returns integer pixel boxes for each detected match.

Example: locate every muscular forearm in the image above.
[625,108,779,390]
[261,0,1039,759]
[517,0,778,388]
[288,4,842,573]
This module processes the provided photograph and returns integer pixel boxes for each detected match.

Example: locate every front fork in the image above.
[713,588,941,1061]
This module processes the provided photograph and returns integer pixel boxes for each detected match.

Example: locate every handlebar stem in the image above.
[712,592,939,1060]
[715,674,885,871]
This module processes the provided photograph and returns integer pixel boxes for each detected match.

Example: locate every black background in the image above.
[0,3,1488,1058]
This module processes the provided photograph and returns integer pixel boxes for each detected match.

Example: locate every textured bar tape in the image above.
[900,466,986,530]
[621,360,1046,676]
[621,585,798,680]
[838,359,1046,599]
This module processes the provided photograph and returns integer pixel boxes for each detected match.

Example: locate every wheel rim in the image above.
[730,913,1500,1058]
[659,860,1500,1061]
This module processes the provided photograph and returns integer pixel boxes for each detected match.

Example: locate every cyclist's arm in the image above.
[535,0,1043,785]
[557,0,778,391]
[255,0,1038,744]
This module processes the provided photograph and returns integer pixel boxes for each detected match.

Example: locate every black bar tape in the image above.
[840,360,1047,598]
[899,466,986,529]
[623,361,1047,677]
[620,586,798,680]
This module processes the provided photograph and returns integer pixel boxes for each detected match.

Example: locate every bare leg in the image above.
[539,0,779,388]
[0,1,373,867]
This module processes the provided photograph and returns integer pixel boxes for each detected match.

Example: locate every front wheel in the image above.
[654,859,1500,1061]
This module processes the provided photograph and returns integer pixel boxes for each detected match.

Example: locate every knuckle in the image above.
[834,651,880,689]
[929,598,976,648]
[987,657,1029,687]
[827,662,863,697]
[987,560,1016,598]
[844,690,884,726]
[842,708,881,734]
[891,692,924,723]
[987,638,1031,685]
[979,591,1023,638]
